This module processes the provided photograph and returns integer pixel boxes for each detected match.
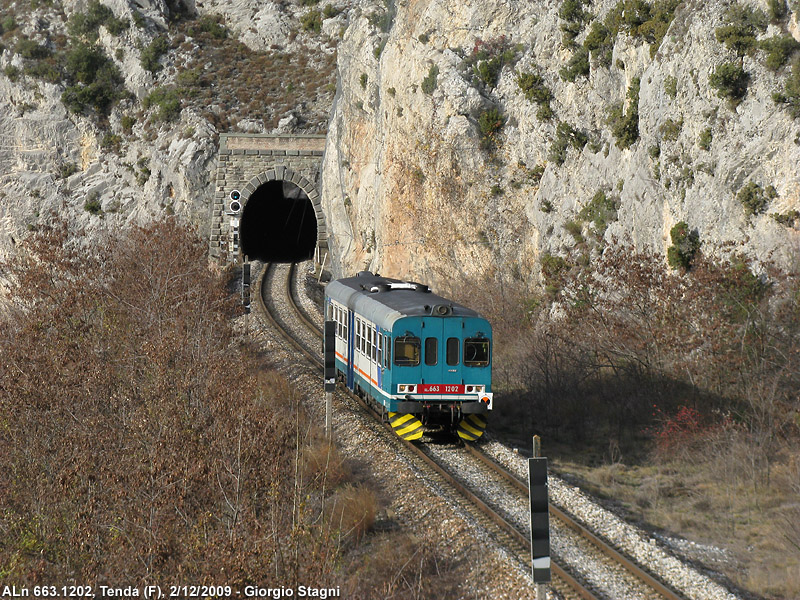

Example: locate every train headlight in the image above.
[466,385,474,392]
[399,385,406,392]
[408,385,416,393]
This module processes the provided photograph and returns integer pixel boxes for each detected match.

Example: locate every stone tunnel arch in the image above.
[237,167,325,263]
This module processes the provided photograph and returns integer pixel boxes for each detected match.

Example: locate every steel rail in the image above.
[257,262,600,600]
[463,445,689,600]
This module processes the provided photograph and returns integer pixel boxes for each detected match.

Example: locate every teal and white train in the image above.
[325,271,492,441]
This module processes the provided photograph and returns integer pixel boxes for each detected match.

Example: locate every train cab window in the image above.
[394,337,420,366]
[446,338,460,366]
[464,338,490,367]
[425,337,438,366]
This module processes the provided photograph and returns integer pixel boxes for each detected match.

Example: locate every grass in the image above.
[547,449,800,600]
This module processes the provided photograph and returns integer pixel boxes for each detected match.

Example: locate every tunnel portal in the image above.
[240,179,318,263]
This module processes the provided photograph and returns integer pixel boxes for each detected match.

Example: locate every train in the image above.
[324,271,492,441]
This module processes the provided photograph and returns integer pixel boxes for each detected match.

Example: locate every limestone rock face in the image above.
[0,0,336,269]
[321,0,800,288]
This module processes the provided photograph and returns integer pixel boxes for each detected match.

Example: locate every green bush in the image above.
[773,58,800,118]
[584,21,614,66]
[772,210,799,227]
[578,190,619,236]
[62,44,125,115]
[84,192,102,215]
[301,9,322,33]
[1,16,18,33]
[559,0,593,45]
[664,75,677,98]
[15,38,51,59]
[602,0,681,58]
[24,61,61,82]
[540,252,570,296]
[359,72,368,89]
[608,77,640,149]
[709,62,749,105]
[478,107,506,149]
[736,181,769,215]
[140,36,169,72]
[58,162,79,179]
[5,65,21,82]
[760,35,800,71]
[143,86,182,122]
[659,116,683,141]
[715,3,767,57]
[464,36,518,89]
[560,46,590,81]
[768,0,788,20]
[667,221,700,270]
[185,14,228,39]
[323,4,341,19]
[517,70,554,120]
[698,128,712,150]
[549,121,587,165]
[68,1,128,40]
[421,64,438,94]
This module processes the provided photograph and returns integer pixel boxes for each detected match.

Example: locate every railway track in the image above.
[255,261,691,600]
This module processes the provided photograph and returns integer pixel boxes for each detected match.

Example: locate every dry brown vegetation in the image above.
[170,15,337,132]
[446,243,800,599]
[0,217,465,598]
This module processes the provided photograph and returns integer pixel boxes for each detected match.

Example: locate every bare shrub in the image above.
[324,484,377,543]
[302,437,351,490]
[343,532,461,599]
[0,217,339,586]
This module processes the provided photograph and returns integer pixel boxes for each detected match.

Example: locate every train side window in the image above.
[394,337,420,366]
[446,338,460,366]
[377,334,383,366]
[425,337,438,366]
[343,312,348,341]
[464,338,490,367]
[384,334,391,369]
[372,329,377,362]
[356,319,362,354]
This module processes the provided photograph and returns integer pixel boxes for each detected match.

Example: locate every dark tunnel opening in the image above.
[240,180,318,263]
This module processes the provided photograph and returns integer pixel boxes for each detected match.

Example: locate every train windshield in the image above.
[464,338,490,367]
[394,336,421,366]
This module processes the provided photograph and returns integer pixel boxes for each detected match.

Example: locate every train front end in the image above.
[388,311,492,441]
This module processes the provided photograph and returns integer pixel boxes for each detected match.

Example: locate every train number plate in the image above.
[418,384,464,394]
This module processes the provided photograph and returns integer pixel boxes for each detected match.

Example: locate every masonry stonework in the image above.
[210,133,327,264]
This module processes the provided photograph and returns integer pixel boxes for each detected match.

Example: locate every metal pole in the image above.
[325,391,332,438]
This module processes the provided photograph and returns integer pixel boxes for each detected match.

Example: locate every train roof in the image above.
[325,271,485,330]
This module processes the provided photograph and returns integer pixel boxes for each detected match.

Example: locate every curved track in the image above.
[256,262,689,600]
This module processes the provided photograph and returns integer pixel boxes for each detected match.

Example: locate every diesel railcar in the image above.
[325,271,492,441]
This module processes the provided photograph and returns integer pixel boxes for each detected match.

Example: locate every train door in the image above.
[421,317,443,385]
[346,310,355,389]
[442,318,463,386]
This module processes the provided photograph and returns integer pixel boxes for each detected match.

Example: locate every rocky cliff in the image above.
[0,0,339,268]
[321,0,800,288]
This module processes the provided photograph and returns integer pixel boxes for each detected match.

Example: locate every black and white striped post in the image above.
[529,435,551,598]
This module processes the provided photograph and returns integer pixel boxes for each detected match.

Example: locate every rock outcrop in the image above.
[321,0,800,287]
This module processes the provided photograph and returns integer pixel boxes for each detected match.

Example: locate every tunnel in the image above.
[239,179,318,262]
